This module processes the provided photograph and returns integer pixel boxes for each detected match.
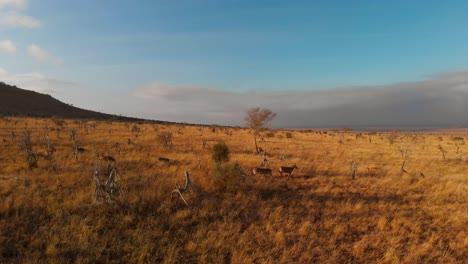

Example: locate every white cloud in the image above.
[0,11,41,28]
[0,67,71,93]
[27,44,63,65]
[132,73,468,128]
[0,0,27,9]
[27,44,48,60]
[0,39,16,53]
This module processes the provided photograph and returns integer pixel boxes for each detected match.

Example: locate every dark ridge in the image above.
[0,81,249,128]
[0,81,241,127]
[0,81,149,122]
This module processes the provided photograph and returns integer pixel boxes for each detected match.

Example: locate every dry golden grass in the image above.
[0,117,467,263]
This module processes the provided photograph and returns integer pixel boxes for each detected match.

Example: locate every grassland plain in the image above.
[0,117,466,263]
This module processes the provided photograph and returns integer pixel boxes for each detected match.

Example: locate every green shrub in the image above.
[212,141,230,163]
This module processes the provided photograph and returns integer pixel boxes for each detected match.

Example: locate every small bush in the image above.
[285,132,293,139]
[265,132,275,138]
[387,129,400,145]
[158,132,173,149]
[212,163,245,192]
[212,141,230,163]
[387,133,398,145]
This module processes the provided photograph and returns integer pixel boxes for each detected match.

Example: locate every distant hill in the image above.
[0,81,145,122]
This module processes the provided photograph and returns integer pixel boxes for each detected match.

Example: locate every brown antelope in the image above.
[158,157,170,164]
[36,150,51,160]
[279,164,298,177]
[253,167,272,176]
[100,155,116,162]
[36,146,56,160]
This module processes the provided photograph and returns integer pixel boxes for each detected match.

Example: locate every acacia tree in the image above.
[245,107,276,153]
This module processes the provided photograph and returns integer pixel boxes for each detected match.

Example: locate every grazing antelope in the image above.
[77,147,86,152]
[279,164,298,177]
[366,166,380,176]
[158,157,170,164]
[36,150,51,160]
[100,155,116,162]
[253,167,272,176]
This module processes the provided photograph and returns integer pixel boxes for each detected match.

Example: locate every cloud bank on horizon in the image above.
[130,72,468,128]
[1,67,468,129]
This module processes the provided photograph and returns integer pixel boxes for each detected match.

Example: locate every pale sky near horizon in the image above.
[1,0,468,128]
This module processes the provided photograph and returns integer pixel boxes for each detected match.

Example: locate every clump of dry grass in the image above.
[0,117,466,263]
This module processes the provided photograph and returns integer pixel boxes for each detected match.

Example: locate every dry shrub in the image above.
[212,163,245,193]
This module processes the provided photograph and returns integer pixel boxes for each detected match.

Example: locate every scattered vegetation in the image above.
[0,117,466,263]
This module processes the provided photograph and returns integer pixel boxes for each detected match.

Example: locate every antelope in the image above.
[158,157,170,164]
[77,147,86,152]
[36,145,56,160]
[279,164,298,177]
[100,155,116,162]
[253,167,272,176]
[36,150,51,160]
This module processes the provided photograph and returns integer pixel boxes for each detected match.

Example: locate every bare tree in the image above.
[21,130,38,169]
[437,144,446,160]
[158,132,173,149]
[349,160,358,180]
[70,128,83,160]
[245,107,276,154]
[399,146,412,174]
[131,124,141,137]
[452,137,465,160]
[171,171,193,206]
[94,164,124,204]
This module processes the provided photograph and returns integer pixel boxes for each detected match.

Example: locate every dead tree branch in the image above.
[171,171,193,207]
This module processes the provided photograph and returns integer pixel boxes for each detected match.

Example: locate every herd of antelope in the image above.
[97,151,298,178]
[98,151,298,177]
[253,164,299,177]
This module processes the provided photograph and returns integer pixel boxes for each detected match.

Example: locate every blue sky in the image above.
[1,0,468,127]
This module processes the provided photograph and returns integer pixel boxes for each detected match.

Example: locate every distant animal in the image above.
[100,155,116,162]
[158,157,170,164]
[366,166,381,176]
[253,167,272,176]
[47,145,56,154]
[36,150,51,160]
[279,164,299,177]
